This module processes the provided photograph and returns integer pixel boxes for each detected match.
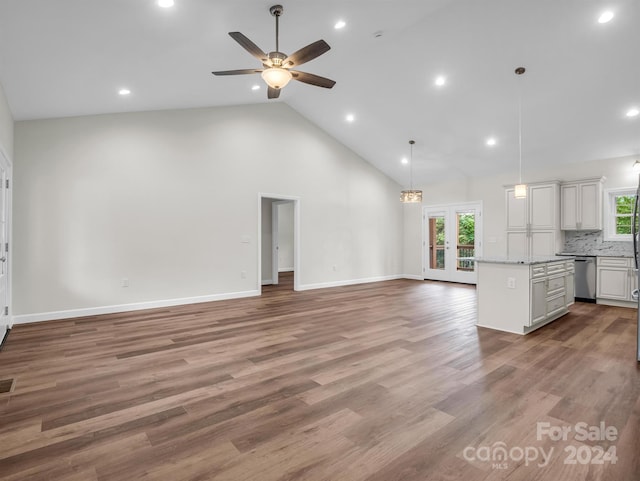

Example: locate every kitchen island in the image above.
[476,256,575,334]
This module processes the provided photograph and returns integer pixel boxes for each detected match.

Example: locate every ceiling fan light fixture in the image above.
[261,67,293,89]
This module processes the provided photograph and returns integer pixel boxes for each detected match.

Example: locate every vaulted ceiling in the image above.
[0,0,638,186]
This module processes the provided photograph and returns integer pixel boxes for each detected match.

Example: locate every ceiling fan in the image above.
[212,4,336,99]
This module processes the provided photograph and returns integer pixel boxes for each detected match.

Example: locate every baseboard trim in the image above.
[278,268,294,273]
[403,275,424,281]
[12,290,260,325]
[261,279,273,286]
[298,275,403,291]
[0,327,9,350]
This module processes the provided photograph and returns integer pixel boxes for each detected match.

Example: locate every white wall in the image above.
[277,201,294,271]
[406,155,640,266]
[0,81,13,160]
[14,103,404,319]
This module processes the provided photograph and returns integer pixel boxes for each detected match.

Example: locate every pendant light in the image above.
[400,140,423,203]
[514,67,527,199]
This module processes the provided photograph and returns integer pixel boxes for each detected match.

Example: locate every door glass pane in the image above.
[429,216,445,270]
[456,211,475,272]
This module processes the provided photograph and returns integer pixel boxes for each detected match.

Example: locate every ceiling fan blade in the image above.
[283,40,330,67]
[267,87,281,99]
[290,71,336,89]
[229,32,270,63]
[212,69,263,76]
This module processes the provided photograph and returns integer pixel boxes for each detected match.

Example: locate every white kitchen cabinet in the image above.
[596,256,636,306]
[531,277,547,324]
[561,178,604,230]
[566,271,575,306]
[505,182,560,257]
[477,257,574,334]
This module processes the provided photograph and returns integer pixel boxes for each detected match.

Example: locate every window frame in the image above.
[604,187,636,241]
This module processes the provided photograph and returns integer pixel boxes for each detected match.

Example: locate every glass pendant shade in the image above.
[514,183,527,199]
[400,190,423,203]
[261,68,293,89]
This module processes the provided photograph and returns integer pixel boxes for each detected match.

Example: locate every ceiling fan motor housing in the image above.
[268,51,287,67]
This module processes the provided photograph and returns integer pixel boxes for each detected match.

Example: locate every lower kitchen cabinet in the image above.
[596,257,636,306]
[477,257,574,334]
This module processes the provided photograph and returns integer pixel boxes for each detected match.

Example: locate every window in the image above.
[605,188,636,241]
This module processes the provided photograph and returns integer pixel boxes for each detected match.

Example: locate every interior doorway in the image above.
[423,202,482,284]
[258,194,300,293]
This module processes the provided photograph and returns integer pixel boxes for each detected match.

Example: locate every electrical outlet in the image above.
[332,265,337,271]
[241,271,247,279]
[507,277,516,289]
[122,278,129,287]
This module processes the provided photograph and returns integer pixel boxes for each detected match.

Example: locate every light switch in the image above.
[507,277,516,289]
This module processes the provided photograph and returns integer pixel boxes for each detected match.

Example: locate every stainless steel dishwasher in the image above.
[573,256,596,302]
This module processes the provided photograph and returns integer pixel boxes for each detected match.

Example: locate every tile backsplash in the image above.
[562,230,633,256]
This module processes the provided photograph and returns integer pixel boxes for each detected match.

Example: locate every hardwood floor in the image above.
[1,275,639,480]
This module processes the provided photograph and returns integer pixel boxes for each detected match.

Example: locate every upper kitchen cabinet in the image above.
[560,178,604,230]
[505,182,560,257]
[506,183,558,231]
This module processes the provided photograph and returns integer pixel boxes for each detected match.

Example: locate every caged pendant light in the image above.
[400,140,423,203]
[514,67,527,199]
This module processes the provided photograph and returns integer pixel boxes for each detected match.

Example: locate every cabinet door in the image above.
[506,231,528,257]
[531,278,547,325]
[560,184,578,230]
[506,188,527,230]
[565,273,575,305]
[529,231,556,257]
[579,182,601,230]
[597,267,630,300]
[529,184,557,230]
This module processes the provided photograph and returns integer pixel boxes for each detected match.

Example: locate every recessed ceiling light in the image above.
[434,75,446,87]
[157,0,175,8]
[118,88,131,96]
[486,137,497,146]
[345,114,355,123]
[401,157,409,165]
[251,85,261,91]
[598,11,614,23]
[334,20,346,30]
[626,108,639,118]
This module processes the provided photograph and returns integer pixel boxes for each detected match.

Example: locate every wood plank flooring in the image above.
[1,274,639,480]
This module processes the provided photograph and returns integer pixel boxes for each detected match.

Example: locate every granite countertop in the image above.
[558,251,633,258]
[475,255,574,265]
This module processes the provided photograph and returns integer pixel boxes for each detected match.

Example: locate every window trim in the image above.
[604,187,636,241]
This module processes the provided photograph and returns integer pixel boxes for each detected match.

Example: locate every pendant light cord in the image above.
[515,67,525,185]
[518,86,523,184]
[408,140,415,190]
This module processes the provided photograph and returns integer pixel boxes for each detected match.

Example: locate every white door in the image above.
[0,152,9,336]
[424,203,482,284]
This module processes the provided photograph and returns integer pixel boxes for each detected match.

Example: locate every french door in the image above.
[424,203,482,284]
